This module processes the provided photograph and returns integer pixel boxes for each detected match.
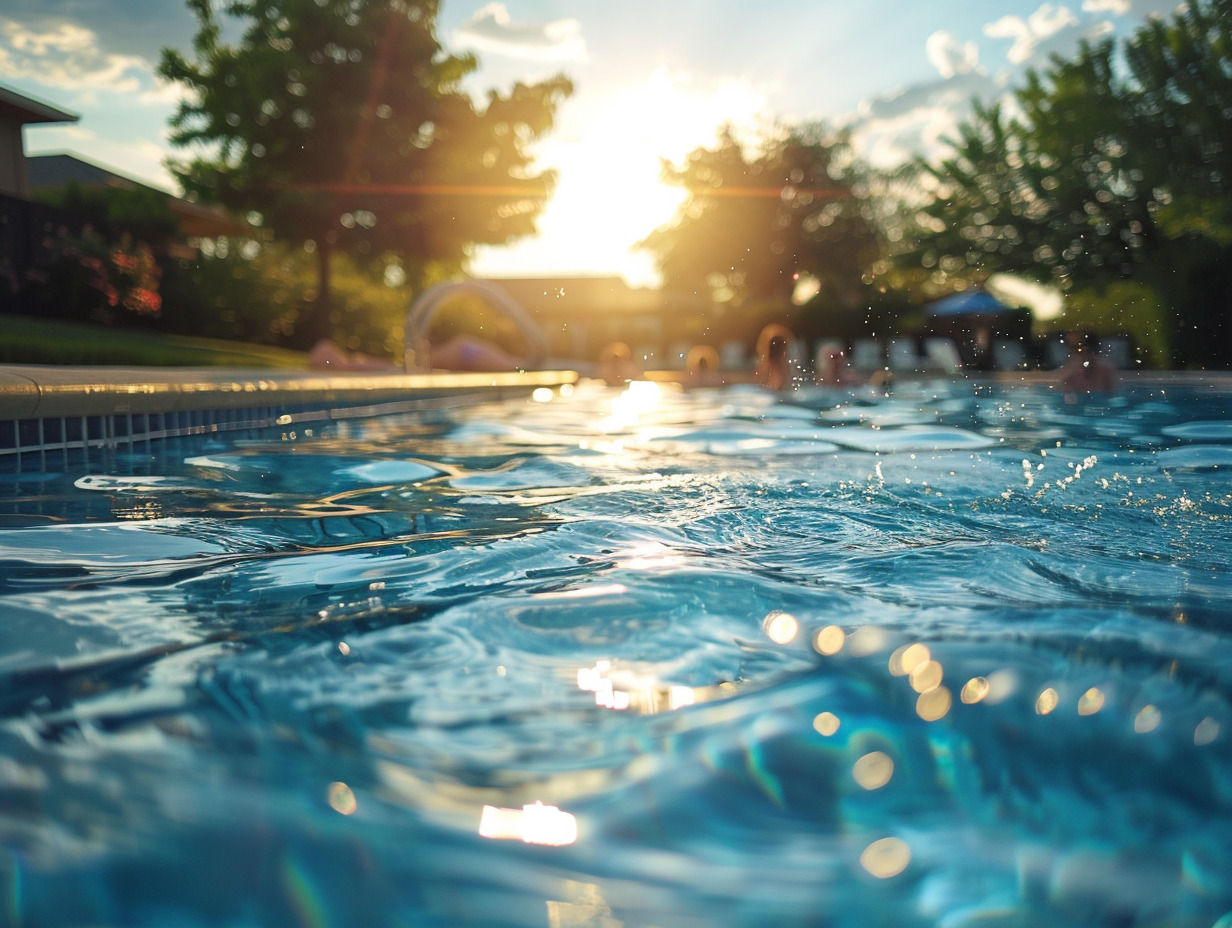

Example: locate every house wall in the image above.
[0,110,29,198]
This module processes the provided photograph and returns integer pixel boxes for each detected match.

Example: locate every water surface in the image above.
[1,377,1230,927]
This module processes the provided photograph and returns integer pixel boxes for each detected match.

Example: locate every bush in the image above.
[1050,281,1170,368]
[23,228,162,324]
[160,241,408,360]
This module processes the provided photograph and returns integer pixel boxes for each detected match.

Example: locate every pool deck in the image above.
[0,364,578,456]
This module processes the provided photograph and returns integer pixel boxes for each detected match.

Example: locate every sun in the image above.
[471,69,768,286]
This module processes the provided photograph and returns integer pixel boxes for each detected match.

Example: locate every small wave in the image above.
[1161,421,1232,442]
[826,425,996,453]
[1156,445,1232,470]
[450,457,595,492]
[335,460,445,484]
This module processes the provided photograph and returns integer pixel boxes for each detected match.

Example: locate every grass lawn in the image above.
[0,315,312,369]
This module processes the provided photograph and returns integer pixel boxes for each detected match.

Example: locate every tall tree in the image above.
[897,0,1232,366]
[639,126,878,322]
[160,0,571,346]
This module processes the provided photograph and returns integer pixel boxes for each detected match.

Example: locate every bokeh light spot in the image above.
[1077,687,1105,716]
[1134,705,1161,733]
[960,676,989,704]
[1036,687,1059,715]
[846,626,888,656]
[763,611,799,645]
[909,659,943,694]
[1195,717,1221,745]
[812,711,841,736]
[852,751,894,790]
[814,625,846,655]
[916,686,952,721]
[889,643,930,677]
[328,781,357,815]
[860,837,911,878]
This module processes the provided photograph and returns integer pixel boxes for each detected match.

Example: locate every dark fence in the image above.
[0,192,91,315]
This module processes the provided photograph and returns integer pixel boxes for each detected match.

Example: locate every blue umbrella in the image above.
[925,290,1011,317]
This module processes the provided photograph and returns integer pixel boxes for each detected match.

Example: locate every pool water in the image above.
[1,377,1231,927]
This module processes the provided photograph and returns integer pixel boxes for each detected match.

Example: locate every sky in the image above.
[1,0,1184,288]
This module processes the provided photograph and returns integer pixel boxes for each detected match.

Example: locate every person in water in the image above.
[814,341,862,386]
[1059,329,1118,394]
[597,341,642,385]
[754,324,795,390]
[313,334,524,373]
[684,345,724,388]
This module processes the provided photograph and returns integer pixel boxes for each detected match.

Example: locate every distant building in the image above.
[0,83,78,198]
[480,277,715,366]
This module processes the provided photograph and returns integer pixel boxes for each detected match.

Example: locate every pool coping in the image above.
[3,363,1227,458]
[0,364,578,456]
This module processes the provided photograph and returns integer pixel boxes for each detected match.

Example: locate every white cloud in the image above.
[455,3,585,62]
[925,31,980,79]
[853,102,968,170]
[0,17,154,98]
[1082,0,1131,13]
[984,4,1079,64]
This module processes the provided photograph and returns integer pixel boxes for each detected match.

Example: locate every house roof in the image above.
[26,152,129,190]
[0,83,78,125]
[27,152,250,239]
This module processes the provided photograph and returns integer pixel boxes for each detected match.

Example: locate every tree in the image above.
[638,126,879,332]
[159,0,571,346]
[896,0,1232,367]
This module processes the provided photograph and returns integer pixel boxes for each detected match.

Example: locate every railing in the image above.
[403,279,548,372]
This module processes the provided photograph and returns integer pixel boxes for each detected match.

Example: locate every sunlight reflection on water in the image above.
[0,378,1230,926]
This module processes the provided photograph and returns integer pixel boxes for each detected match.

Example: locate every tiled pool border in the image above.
[0,366,577,458]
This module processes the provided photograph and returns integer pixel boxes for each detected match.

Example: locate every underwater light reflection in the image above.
[576,659,703,714]
[478,801,577,846]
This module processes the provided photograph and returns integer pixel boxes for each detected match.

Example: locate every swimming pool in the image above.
[1,375,1230,927]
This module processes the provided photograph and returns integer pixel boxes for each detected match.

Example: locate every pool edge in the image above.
[0,365,578,456]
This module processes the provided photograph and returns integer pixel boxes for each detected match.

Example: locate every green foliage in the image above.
[159,240,302,343]
[640,126,879,327]
[35,182,180,246]
[159,0,571,343]
[0,314,309,368]
[1052,281,1170,366]
[160,241,407,358]
[896,0,1232,367]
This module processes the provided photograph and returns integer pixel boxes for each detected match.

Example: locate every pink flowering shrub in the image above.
[26,227,162,323]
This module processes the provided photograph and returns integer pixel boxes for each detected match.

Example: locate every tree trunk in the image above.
[297,238,333,349]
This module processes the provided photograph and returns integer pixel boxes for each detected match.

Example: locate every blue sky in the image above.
[1,0,1182,285]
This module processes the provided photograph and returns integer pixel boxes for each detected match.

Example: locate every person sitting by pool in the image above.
[814,341,862,386]
[1059,329,1118,394]
[754,324,795,390]
[684,345,724,388]
[424,335,524,371]
[597,342,642,385]
[314,335,525,373]
[309,339,400,372]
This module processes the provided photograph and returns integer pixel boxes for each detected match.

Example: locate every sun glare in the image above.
[472,69,767,286]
